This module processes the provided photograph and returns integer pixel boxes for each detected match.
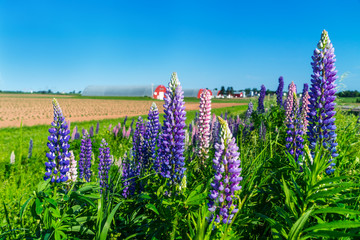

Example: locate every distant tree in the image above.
[47,89,52,94]
[220,86,226,95]
[252,88,258,92]
[245,88,251,95]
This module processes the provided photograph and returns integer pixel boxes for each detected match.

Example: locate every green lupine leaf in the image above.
[288,209,313,240]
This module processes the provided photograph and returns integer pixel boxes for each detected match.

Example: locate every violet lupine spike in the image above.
[197,89,212,163]
[258,85,266,113]
[245,102,253,124]
[285,82,297,124]
[44,98,71,183]
[28,138,33,159]
[208,117,242,224]
[285,94,305,163]
[143,102,160,171]
[66,150,77,183]
[158,72,187,187]
[300,84,310,133]
[307,30,338,174]
[95,122,100,134]
[79,133,92,182]
[276,76,284,108]
[133,116,146,167]
[89,126,94,138]
[122,154,136,198]
[98,139,112,192]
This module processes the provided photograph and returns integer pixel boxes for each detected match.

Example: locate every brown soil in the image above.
[0,94,245,128]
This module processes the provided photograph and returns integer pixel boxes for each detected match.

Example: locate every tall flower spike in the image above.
[276,76,284,108]
[300,84,310,133]
[197,89,212,163]
[208,117,242,224]
[285,82,297,124]
[98,139,112,192]
[143,102,160,171]
[79,133,92,182]
[28,138,33,159]
[66,151,77,183]
[258,85,266,113]
[307,30,338,174]
[44,99,71,183]
[158,72,187,187]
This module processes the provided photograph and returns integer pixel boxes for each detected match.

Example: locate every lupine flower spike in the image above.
[158,72,187,187]
[300,84,310,133]
[143,102,160,171]
[258,85,266,113]
[208,117,242,224]
[98,139,112,192]
[197,89,212,164]
[276,76,284,108]
[79,133,92,182]
[307,30,338,174]
[66,151,77,183]
[44,99,71,183]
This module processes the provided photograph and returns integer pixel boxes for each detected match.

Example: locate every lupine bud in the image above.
[158,72,187,187]
[44,99,71,183]
[197,89,212,163]
[307,30,338,174]
[208,117,242,224]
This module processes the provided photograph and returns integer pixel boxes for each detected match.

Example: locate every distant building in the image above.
[153,85,166,100]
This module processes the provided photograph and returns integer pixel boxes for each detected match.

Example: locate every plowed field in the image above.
[0,94,246,128]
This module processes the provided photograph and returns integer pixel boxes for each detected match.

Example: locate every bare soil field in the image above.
[0,94,246,128]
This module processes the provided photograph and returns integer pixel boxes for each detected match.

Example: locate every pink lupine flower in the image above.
[197,89,212,162]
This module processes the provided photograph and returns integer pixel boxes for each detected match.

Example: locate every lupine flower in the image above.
[245,102,253,124]
[28,138,33,159]
[66,151,77,183]
[98,139,112,191]
[197,89,212,163]
[307,30,338,174]
[143,102,160,171]
[10,151,15,165]
[285,93,305,163]
[133,116,146,166]
[44,99,71,183]
[95,122,100,134]
[122,154,135,198]
[285,82,297,124]
[300,84,310,133]
[276,76,284,108]
[158,72,187,186]
[123,116,128,126]
[208,117,242,224]
[89,126,94,137]
[71,126,77,141]
[258,85,266,113]
[79,133,92,182]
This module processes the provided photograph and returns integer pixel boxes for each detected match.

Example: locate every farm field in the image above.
[0,93,247,128]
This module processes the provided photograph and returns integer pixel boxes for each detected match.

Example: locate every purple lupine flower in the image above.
[276,76,284,108]
[79,133,92,182]
[28,138,33,159]
[71,126,77,141]
[307,30,338,174]
[95,122,100,134]
[158,72,187,186]
[89,126,94,138]
[285,94,305,163]
[257,85,266,113]
[143,102,160,171]
[44,99,71,183]
[245,102,253,124]
[123,116,128,126]
[66,151,77,183]
[285,82,297,124]
[208,117,242,224]
[133,116,146,166]
[98,139,112,191]
[122,153,136,198]
[197,89,212,162]
[300,84,310,133]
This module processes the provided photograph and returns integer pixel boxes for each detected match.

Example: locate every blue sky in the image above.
[0,0,359,93]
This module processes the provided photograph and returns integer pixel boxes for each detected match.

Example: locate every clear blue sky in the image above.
[0,0,359,93]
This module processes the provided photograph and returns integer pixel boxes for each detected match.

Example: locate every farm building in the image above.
[82,85,213,99]
[82,85,155,97]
